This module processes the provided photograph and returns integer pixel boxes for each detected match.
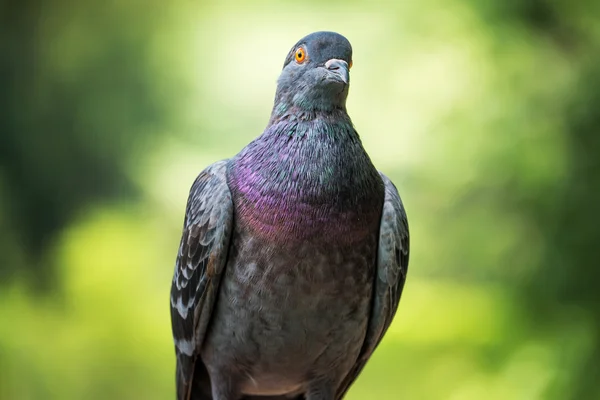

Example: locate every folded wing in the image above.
[336,172,410,399]
[170,160,234,400]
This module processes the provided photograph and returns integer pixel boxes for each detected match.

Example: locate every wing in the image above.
[170,160,234,400]
[336,172,410,399]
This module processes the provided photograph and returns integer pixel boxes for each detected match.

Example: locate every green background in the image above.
[1,0,599,398]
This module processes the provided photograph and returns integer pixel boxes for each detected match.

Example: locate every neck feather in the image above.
[228,113,384,245]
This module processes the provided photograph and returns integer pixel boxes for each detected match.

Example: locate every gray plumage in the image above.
[170,31,409,400]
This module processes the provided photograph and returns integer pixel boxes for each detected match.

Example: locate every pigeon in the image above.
[170,31,409,400]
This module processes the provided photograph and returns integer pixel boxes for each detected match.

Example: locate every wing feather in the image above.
[336,172,409,399]
[170,160,234,400]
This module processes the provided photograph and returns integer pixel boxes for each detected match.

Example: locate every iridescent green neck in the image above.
[228,115,384,246]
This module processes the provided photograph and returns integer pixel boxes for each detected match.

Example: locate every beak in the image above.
[324,58,349,85]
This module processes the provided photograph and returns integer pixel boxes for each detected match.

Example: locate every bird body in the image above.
[170,32,409,400]
[202,110,384,397]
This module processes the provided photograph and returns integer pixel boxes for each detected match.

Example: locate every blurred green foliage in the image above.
[1,0,599,399]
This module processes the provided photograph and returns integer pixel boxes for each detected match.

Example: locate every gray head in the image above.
[274,31,353,114]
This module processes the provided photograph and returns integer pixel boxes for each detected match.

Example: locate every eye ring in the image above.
[349,60,353,69]
[295,47,306,63]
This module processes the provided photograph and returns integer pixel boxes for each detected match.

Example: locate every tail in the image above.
[176,356,305,400]
[176,355,213,400]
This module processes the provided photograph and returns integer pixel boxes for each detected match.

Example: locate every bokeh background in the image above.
[2,0,600,399]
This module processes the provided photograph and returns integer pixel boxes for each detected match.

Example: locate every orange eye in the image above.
[295,47,306,63]
[349,60,353,69]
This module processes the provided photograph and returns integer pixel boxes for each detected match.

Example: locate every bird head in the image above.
[273,31,353,114]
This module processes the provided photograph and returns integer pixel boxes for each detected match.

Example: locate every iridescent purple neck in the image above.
[227,113,384,246]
